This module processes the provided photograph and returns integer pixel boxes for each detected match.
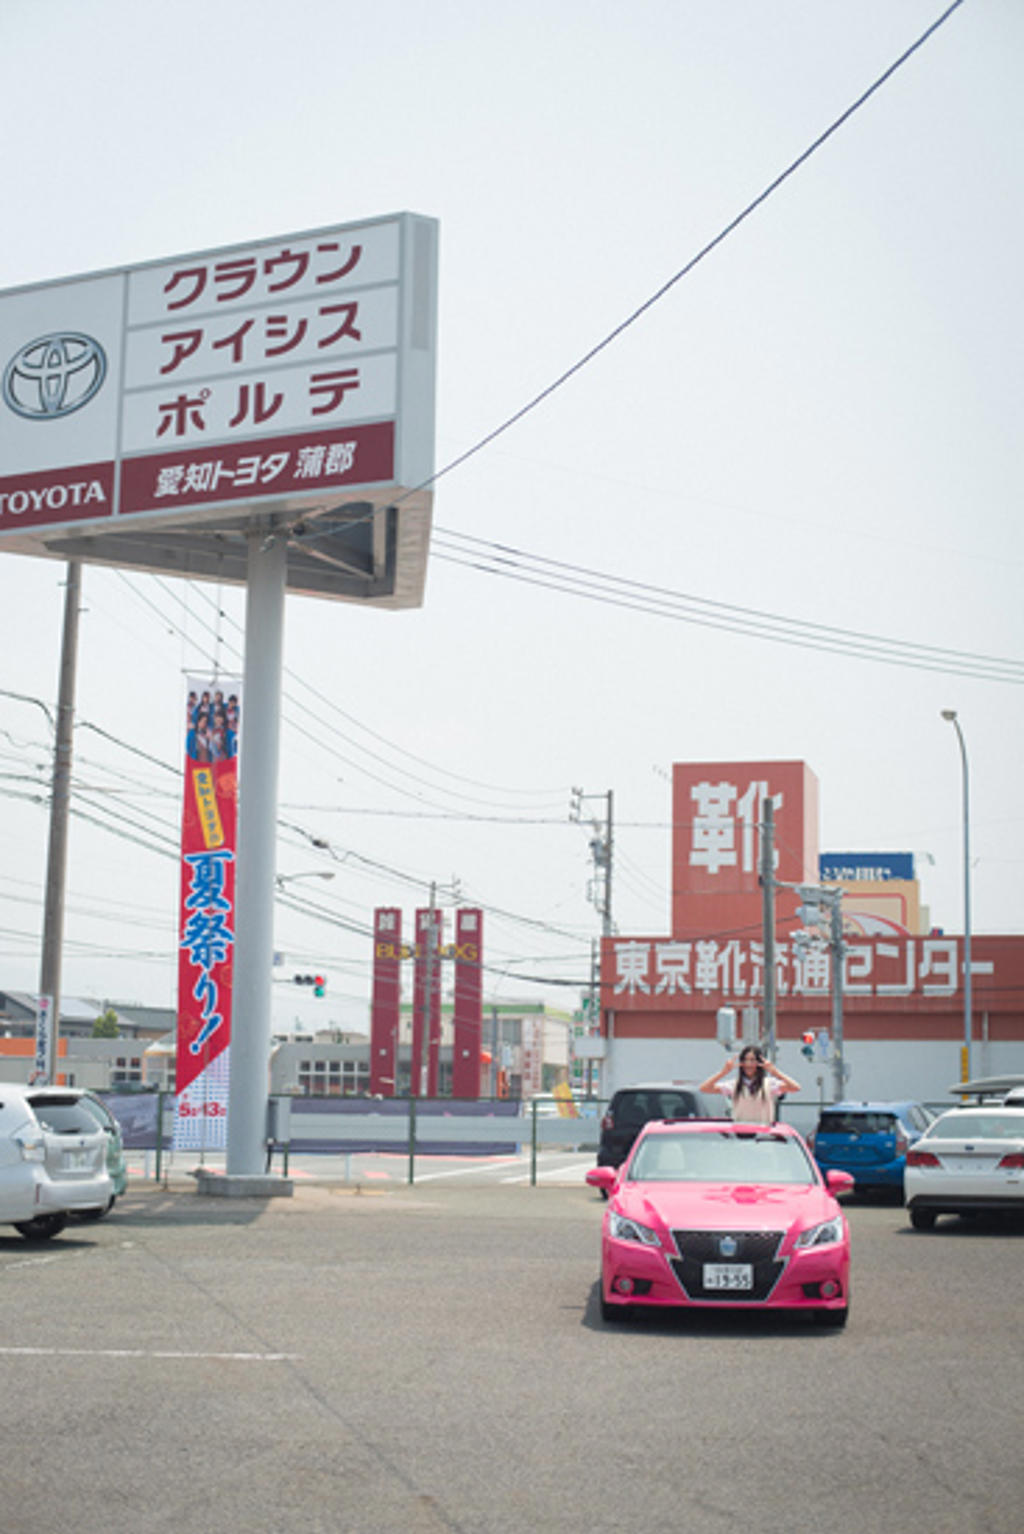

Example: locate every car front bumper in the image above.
[600,1232,850,1313]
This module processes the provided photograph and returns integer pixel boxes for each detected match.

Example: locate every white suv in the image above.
[0,1084,113,1239]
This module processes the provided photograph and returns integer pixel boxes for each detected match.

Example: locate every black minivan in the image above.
[596,1081,711,1171]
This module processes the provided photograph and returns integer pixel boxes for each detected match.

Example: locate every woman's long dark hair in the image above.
[736,1045,767,1096]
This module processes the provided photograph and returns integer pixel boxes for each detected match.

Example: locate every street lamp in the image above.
[941,710,972,1083]
[275,871,336,890]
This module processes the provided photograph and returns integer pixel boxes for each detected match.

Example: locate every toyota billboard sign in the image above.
[0,212,438,603]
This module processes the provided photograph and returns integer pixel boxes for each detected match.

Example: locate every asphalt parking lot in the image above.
[1,1180,1021,1534]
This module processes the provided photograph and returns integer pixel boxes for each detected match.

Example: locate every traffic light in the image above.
[801,1030,815,1060]
[293,974,326,995]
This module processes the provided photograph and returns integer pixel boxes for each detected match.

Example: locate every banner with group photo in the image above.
[174,676,241,1149]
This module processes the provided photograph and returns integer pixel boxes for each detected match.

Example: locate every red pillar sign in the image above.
[414,907,443,1097]
[370,908,402,1096]
[452,909,483,1099]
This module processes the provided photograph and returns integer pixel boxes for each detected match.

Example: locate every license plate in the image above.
[62,1150,89,1170]
[703,1263,753,1291]
[945,1157,997,1173]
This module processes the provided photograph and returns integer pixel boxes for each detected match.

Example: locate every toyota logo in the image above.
[3,332,107,420]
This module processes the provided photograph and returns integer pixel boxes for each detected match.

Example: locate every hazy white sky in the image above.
[0,0,1019,1031]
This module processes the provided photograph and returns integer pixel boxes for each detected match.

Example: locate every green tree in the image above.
[92,1008,119,1038]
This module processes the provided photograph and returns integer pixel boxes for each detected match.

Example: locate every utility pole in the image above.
[38,561,81,1083]
[794,882,847,1102]
[941,710,972,1082]
[571,786,614,1096]
[571,787,614,936]
[760,796,777,1060]
[602,790,613,937]
[829,892,846,1103]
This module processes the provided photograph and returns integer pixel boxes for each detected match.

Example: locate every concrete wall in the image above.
[602,1035,1024,1115]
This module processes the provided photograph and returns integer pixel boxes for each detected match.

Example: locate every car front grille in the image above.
[668,1228,787,1302]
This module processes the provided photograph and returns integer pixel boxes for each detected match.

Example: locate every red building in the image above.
[599,761,1024,1111]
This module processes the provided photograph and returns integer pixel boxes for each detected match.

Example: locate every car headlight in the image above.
[795,1215,844,1249]
[608,1209,661,1247]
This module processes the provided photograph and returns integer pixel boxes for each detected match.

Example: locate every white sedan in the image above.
[904,1105,1024,1230]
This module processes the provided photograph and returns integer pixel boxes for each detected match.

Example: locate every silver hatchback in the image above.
[0,1083,113,1239]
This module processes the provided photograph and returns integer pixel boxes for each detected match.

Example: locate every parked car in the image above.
[807,1100,935,1198]
[73,1091,128,1218]
[586,1119,853,1325]
[0,1083,113,1239]
[904,1104,1024,1230]
[596,1082,711,1172]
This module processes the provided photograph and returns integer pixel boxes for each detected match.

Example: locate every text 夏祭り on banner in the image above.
[174,677,240,1145]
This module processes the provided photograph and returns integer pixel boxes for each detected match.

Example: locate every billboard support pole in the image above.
[225,527,288,1185]
[760,797,777,1060]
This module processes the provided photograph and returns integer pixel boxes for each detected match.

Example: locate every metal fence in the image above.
[98,1091,604,1187]
[98,1090,959,1189]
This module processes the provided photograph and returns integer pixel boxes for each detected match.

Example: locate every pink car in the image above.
[586,1119,853,1327]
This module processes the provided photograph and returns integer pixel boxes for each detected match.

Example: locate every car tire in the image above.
[13,1213,68,1240]
[910,1207,937,1231]
[815,1307,848,1329]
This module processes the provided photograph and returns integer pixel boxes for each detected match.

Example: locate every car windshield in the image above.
[926,1113,1024,1142]
[628,1130,816,1185]
[817,1112,897,1135]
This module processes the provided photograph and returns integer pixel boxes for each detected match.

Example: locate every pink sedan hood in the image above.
[617,1179,839,1233]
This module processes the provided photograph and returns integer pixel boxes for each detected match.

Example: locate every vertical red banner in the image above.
[175,677,240,1144]
[370,908,402,1096]
[414,907,443,1097]
[452,908,483,1099]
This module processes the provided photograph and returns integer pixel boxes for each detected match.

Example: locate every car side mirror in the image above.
[586,1166,617,1194]
[825,1170,854,1196]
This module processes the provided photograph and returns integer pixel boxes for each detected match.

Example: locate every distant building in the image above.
[269,1000,572,1098]
[599,760,1024,1107]
[0,991,173,1041]
[0,987,574,1099]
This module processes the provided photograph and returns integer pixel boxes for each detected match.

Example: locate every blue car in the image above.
[808,1100,935,1198]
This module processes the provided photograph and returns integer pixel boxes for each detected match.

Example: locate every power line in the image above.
[172,576,570,806]
[305,1,968,516]
[431,532,1021,685]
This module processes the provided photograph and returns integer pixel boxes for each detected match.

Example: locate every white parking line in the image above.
[412,1155,528,1183]
[2,1253,70,1271]
[0,1346,299,1362]
[501,1158,593,1185]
